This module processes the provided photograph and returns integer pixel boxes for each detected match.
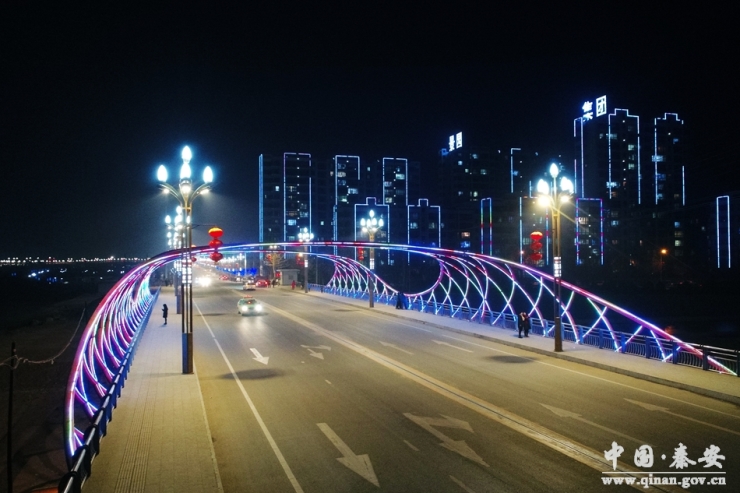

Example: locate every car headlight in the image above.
[240,306,248,312]
[255,305,263,312]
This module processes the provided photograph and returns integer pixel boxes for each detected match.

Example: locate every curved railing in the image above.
[59,242,736,491]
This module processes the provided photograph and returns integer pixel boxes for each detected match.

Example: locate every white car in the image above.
[243,278,256,290]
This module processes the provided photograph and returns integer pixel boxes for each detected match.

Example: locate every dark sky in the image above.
[1,4,737,259]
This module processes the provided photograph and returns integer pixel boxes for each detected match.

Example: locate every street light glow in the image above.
[203,165,214,184]
[181,145,192,163]
[157,165,168,182]
[549,162,560,178]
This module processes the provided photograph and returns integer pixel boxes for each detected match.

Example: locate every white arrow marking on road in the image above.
[541,404,647,445]
[625,399,740,436]
[317,423,379,487]
[304,348,324,359]
[301,345,332,351]
[250,348,269,365]
[404,413,488,467]
[432,340,473,353]
[379,341,413,355]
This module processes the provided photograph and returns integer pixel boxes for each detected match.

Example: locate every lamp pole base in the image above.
[182,333,193,374]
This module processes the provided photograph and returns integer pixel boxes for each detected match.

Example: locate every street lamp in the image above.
[157,145,213,374]
[298,227,313,293]
[537,163,574,353]
[660,248,667,282]
[360,210,384,308]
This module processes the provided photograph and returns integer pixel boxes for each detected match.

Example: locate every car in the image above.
[219,274,229,281]
[237,296,263,316]
[255,278,269,288]
[243,278,256,290]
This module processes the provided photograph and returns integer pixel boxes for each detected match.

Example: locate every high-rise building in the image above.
[260,151,430,253]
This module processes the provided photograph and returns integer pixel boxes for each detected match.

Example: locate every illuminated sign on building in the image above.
[582,95,607,121]
[596,95,607,116]
[448,132,463,151]
[582,101,594,120]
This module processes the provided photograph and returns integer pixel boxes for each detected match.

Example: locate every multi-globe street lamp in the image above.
[157,146,213,374]
[360,210,384,308]
[298,227,313,293]
[537,163,574,353]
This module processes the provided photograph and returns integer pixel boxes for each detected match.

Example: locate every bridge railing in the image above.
[320,288,739,377]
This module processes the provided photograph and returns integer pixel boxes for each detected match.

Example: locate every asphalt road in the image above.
[190,284,740,492]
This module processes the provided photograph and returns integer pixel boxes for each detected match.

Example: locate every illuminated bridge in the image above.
[60,242,737,487]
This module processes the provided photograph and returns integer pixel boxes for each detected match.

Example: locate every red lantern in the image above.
[208,227,223,238]
[529,231,544,264]
[210,252,224,263]
[209,238,223,248]
[191,256,197,263]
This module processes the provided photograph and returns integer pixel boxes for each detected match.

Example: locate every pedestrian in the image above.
[162,304,168,325]
[395,292,404,309]
[517,312,527,338]
[291,280,296,290]
[523,313,531,337]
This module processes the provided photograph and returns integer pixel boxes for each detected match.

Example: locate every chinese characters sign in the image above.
[582,95,607,121]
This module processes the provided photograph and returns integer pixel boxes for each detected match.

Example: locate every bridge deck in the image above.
[82,286,740,492]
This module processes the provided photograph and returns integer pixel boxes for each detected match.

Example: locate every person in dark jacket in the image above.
[518,312,530,338]
[162,304,169,325]
[395,292,405,309]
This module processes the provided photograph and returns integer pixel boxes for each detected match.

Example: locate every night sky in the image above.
[2,4,737,259]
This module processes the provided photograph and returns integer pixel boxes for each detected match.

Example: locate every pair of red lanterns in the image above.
[529,231,543,263]
[208,227,224,263]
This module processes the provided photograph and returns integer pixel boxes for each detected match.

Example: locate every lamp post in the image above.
[157,146,213,374]
[360,210,384,308]
[537,163,574,353]
[298,227,313,293]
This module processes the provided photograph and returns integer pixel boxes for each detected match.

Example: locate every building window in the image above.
[461,232,470,238]
[409,222,418,229]
[275,186,280,192]
[429,222,437,229]
[674,240,682,247]
[395,173,405,180]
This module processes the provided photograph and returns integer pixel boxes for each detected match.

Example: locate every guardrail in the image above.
[316,285,739,377]
[57,255,166,493]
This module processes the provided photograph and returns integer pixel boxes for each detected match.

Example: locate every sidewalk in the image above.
[81,288,223,493]
[309,291,740,406]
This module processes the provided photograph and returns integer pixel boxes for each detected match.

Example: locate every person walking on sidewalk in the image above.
[395,292,405,309]
[518,312,529,338]
[162,304,169,325]
[523,312,531,337]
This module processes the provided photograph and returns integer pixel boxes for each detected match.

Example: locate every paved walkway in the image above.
[80,287,739,492]
[82,288,223,493]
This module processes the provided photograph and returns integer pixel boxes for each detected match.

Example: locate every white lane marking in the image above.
[379,341,414,355]
[317,423,380,487]
[432,340,473,352]
[625,399,740,436]
[193,361,225,493]
[450,475,477,493]
[250,347,269,365]
[261,302,660,489]
[403,440,419,451]
[541,404,648,445]
[326,380,332,385]
[404,413,488,467]
[200,309,305,493]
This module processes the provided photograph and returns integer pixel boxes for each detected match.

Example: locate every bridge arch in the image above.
[63,242,734,466]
